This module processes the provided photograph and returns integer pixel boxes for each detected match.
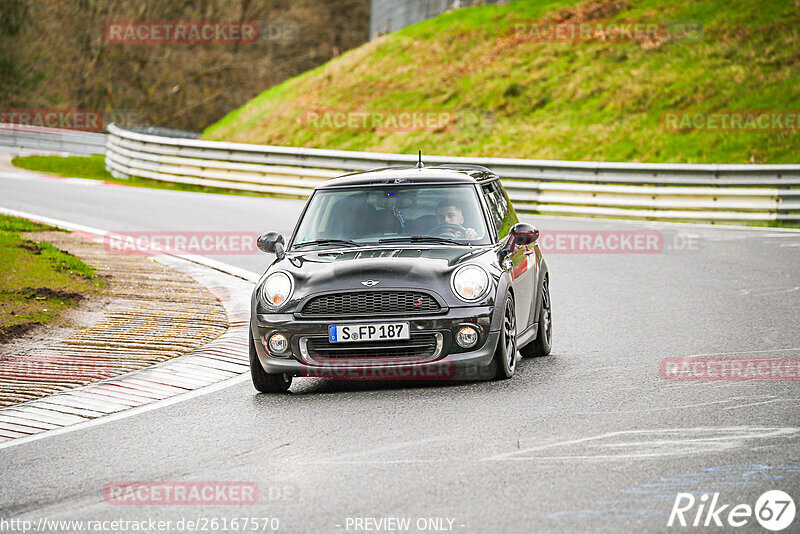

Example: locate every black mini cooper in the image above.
[249,163,551,392]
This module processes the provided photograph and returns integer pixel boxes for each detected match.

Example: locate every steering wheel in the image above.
[430,223,466,239]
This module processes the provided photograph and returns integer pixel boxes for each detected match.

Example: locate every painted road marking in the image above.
[484,427,800,462]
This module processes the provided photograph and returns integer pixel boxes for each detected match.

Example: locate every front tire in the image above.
[249,332,292,393]
[521,275,551,357]
[492,295,517,380]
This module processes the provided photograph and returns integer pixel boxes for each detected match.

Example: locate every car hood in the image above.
[259,245,499,309]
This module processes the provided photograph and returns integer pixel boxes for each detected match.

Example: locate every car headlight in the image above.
[260,272,294,309]
[451,264,489,302]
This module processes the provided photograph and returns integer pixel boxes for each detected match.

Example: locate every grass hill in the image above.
[203,0,800,164]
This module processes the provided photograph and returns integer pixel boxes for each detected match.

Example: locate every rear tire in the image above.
[249,333,292,393]
[521,276,551,358]
[492,295,517,380]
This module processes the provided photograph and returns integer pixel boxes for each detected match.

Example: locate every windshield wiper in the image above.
[379,236,465,246]
[294,239,360,249]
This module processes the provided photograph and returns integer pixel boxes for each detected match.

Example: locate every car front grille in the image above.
[304,333,440,361]
[300,291,441,317]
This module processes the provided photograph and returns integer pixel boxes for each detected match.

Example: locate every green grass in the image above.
[203,0,800,164]
[0,215,59,233]
[11,155,303,198]
[11,155,113,181]
[36,241,98,280]
[0,215,104,342]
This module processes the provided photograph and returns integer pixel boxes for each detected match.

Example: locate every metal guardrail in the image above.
[105,124,799,223]
[1,123,796,222]
[0,124,107,155]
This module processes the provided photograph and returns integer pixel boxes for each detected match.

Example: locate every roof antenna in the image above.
[416,150,424,169]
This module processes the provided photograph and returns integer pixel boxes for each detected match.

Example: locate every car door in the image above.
[481,181,535,328]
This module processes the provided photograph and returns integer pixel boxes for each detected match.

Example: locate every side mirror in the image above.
[506,223,539,252]
[258,232,285,259]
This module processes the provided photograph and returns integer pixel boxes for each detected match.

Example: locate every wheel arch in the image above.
[532,259,549,328]
[490,271,514,332]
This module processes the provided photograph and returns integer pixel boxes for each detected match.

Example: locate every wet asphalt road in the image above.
[1,168,799,533]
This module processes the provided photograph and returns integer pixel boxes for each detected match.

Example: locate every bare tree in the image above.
[1,0,370,131]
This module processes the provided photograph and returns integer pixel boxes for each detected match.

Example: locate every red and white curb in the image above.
[0,208,259,448]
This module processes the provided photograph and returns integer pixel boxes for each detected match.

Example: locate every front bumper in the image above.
[251,306,499,380]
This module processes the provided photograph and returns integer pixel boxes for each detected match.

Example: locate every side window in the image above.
[482,181,518,239]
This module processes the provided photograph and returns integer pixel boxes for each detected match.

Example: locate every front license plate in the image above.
[329,323,410,343]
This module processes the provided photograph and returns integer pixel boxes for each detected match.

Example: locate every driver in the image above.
[435,202,478,239]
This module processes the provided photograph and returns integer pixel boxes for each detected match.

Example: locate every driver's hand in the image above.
[464,227,478,239]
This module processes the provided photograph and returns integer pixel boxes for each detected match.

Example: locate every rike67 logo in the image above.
[668,490,796,531]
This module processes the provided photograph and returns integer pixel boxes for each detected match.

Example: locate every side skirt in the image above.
[517,321,539,347]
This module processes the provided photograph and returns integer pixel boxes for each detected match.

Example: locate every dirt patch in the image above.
[551,0,630,23]
[0,294,112,355]
[0,323,43,344]
[16,287,86,302]
[0,288,88,344]
[18,241,41,253]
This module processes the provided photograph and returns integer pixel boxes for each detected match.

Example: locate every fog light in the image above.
[456,326,479,348]
[268,333,289,354]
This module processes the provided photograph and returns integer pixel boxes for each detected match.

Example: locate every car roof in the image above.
[316,165,498,190]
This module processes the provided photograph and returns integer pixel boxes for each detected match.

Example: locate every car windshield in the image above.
[292,184,491,248]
